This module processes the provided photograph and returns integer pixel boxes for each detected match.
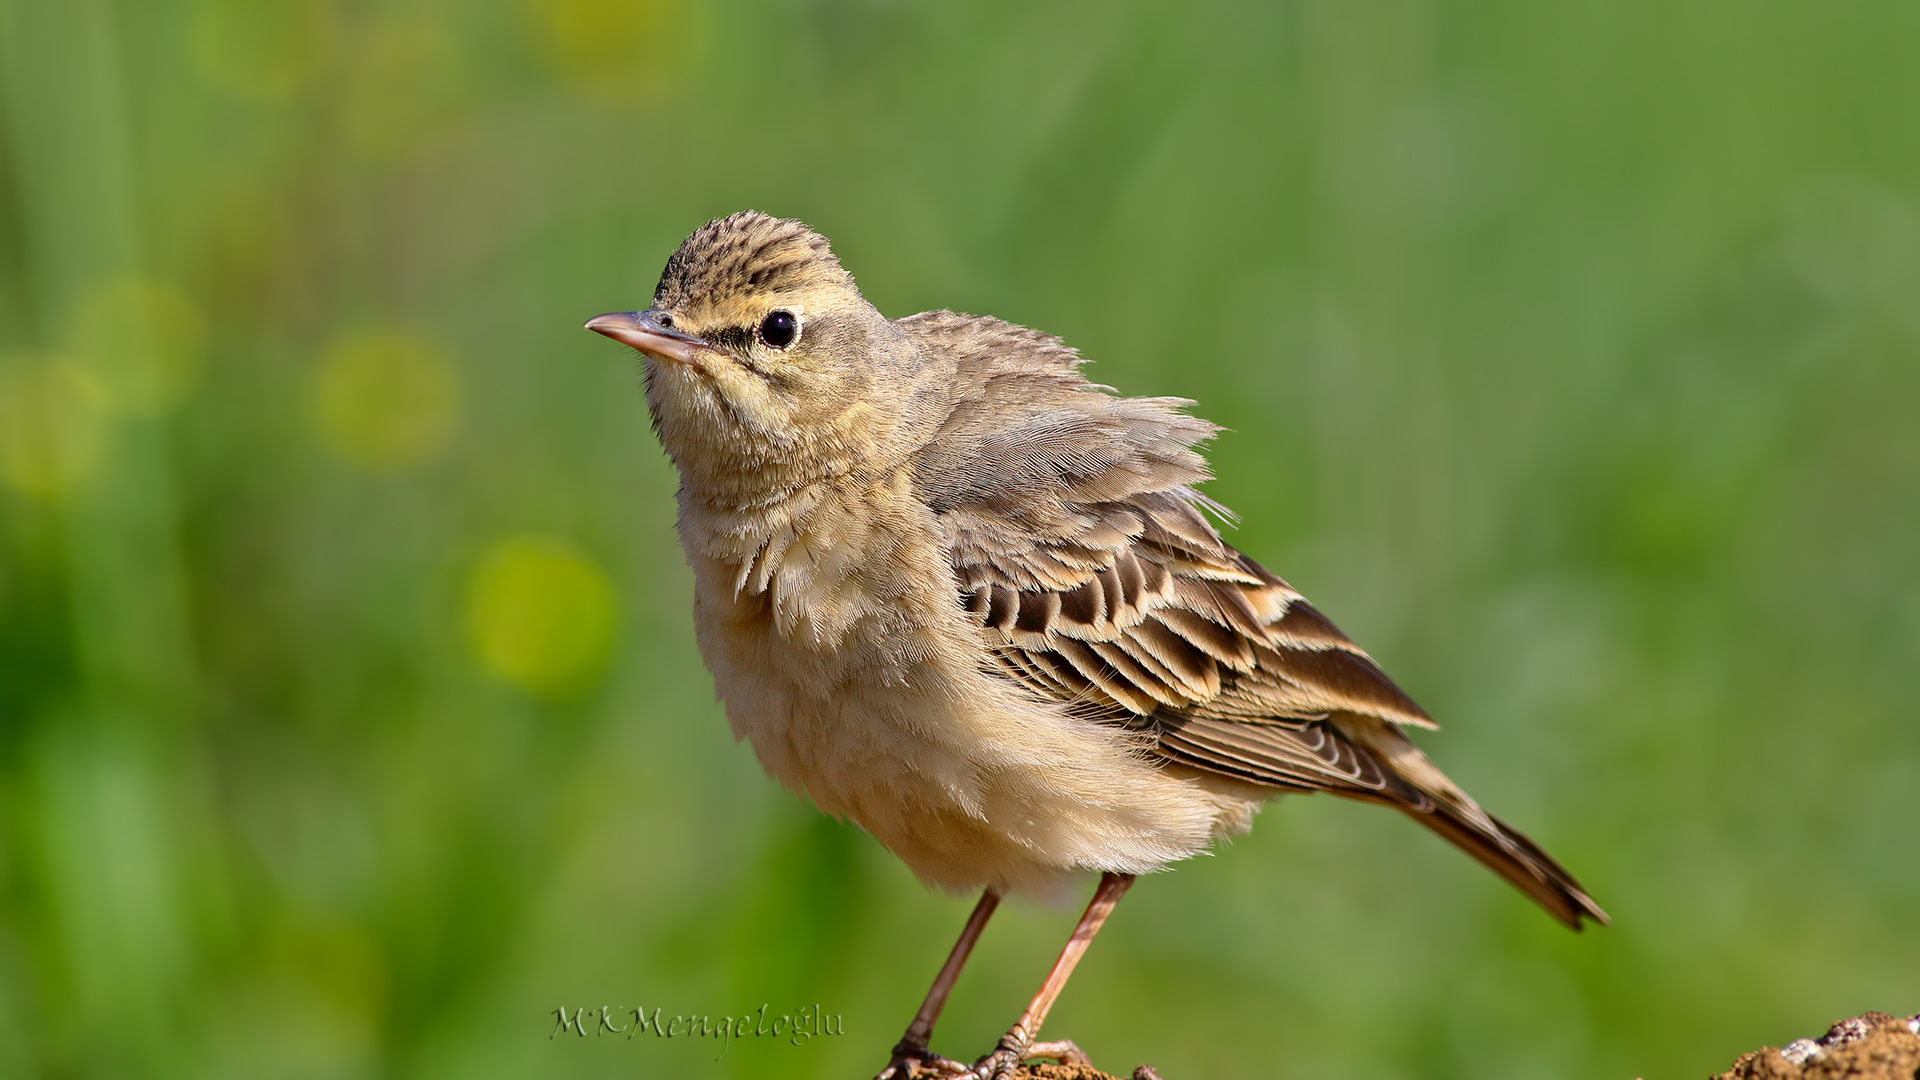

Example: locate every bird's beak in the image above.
[584,310,722,366]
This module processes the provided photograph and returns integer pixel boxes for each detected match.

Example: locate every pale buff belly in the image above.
[688,558,1263,898]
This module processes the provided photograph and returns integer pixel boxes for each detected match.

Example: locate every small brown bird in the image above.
[587,212,1606,1079]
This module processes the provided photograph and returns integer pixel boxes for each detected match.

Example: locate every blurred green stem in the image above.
[2,0,201,1073]
[1,0,198,713]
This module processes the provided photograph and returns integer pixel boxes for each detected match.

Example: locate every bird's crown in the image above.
[652,211,855,316]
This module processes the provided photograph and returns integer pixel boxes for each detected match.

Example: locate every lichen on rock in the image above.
[1714,1011,1920,1080]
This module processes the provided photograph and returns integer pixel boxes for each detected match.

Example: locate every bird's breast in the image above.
[671,473,1253,894]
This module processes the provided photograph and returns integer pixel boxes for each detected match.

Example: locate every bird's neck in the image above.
[675,468,947,650]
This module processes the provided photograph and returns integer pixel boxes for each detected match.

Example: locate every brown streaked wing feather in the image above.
[941,491,1437,733]
[1245,641,1434,728]
[1156,715,1409,798]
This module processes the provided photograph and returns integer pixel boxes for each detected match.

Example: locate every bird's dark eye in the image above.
[657,313,673,328]
[758,310,798,349]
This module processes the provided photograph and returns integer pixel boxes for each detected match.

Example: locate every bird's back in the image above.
[898,310,1608,928]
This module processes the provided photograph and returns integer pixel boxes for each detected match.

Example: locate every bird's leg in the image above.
[876,887,1002,1079]
[973,872,1134,1080]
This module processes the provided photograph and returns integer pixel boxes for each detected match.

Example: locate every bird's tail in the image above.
[1400,799,1609,930]
[1332,714,1609,930]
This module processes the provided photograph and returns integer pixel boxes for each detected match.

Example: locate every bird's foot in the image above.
[876,1038,973,1079]
[1027,1040,1092,1066]
[971,1046,1020,1080]
[972,1033,1090,1078]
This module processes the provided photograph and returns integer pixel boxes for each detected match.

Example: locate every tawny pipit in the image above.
[588,212,1607,1079]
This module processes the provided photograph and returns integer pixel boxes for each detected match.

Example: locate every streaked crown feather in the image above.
[652,210,853,311]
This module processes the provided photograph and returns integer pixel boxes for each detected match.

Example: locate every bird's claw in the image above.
[876,1039,972,1079]
[972,1046,1023,1080]
[970,1034,1093,1077]
[1027,1039,1092,1065]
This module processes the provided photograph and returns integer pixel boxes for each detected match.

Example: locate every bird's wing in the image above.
[900,310,1608,928]
[902,309,1431,742]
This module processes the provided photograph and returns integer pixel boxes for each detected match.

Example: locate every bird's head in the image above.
[587,212,942,499]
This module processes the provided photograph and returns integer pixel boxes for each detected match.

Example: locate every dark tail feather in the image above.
[1404,802,1610,930]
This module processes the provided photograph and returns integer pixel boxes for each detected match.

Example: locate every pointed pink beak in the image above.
[584,310,723,365]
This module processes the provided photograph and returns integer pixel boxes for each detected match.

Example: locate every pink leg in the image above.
[876,887,1002,1079]
[975,873,1135,1079]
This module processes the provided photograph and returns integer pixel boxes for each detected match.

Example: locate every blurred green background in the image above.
[2,1,1917,1077]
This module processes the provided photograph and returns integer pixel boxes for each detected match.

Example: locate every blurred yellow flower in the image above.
[193,0,336,102]
[311,329,459,472]
[464,536,620,697]
[0,356,111,498]
[525,0,706,102]
[340,19,469,159]
[71,279,207,415]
